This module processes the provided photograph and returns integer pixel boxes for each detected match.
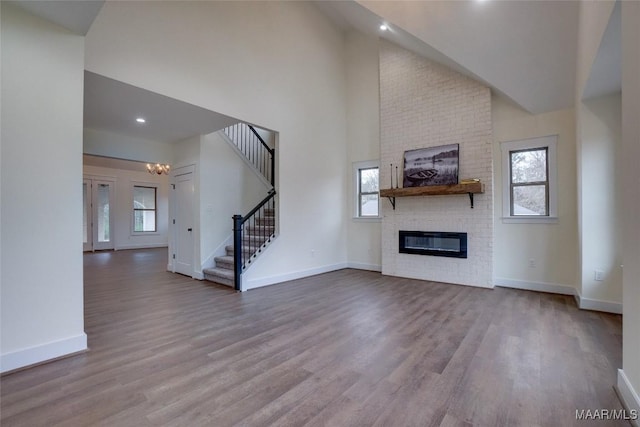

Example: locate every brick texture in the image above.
[379,41,493,288]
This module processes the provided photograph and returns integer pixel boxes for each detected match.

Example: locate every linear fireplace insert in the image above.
[399,230,467,258]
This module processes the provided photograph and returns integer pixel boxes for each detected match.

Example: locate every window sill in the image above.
[352,216,382,223]
[131,231,161,236]
[501,216,558,224]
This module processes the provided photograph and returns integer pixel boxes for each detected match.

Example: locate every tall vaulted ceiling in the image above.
[317,0,584,114]
[11,0,621,143]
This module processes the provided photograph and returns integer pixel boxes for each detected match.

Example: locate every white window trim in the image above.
[131,181,160,235]
[353,160,381,221]
[500,135,558,224]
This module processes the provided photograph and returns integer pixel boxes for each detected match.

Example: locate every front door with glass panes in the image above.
[83,178,115,251]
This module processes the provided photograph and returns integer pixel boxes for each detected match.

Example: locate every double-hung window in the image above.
[501,135,557,223]
[133,185,157,232]
[354,161,380,218]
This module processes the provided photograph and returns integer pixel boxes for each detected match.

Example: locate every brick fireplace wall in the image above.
[379,40,493,288]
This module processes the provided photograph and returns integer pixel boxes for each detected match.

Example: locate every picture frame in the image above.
[403,144,459,187]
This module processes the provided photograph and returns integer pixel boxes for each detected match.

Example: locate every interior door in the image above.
[174,171,194,276]
[83,178,115,251]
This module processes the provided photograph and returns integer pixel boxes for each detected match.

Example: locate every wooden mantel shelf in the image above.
[380,182,484,209]
[380,182,483,197]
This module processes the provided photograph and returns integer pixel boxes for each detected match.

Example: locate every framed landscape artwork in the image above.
[403,144,459,187]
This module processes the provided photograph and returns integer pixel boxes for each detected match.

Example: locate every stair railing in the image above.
[224,122,277,291]
[233,189,276,291]
[224,123,275,186]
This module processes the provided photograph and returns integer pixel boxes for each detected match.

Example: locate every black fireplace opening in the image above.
[399,231,467,258]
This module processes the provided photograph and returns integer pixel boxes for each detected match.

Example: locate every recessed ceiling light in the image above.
[380,24,388,31]
[136,117,146,123]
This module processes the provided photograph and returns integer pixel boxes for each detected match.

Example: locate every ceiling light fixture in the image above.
[379,24,388,31]
[146,163,170,175]
[136,117,146,123]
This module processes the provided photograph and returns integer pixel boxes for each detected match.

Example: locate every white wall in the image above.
[0,3,86,372]
[83,163,169,250]
[492,97,578,292]
[84,127,173,164]
[199,132,268,272]
[346,30,381,271]
[172,135,201,170]
[170,135,201,277]
[574,0,622,313]
[85,1,349,289]
[253,127,276,150]
[579,93,622,305]
[619,0,640,415]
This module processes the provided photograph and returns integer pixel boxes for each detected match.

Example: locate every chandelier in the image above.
[146,163,171,175]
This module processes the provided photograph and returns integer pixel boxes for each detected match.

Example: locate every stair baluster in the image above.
[203,123,276,290]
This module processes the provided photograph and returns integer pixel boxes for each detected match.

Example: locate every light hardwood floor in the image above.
[1,248,627,426]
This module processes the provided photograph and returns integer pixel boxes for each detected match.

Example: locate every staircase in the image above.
[202,123,276,291]
[203,207,275,287]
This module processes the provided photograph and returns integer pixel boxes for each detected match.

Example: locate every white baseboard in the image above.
[574,289,623,314]
[1,333,88,373]
[115,243,168,250]
[347,262,382,272]
[193,271,204,280]
[244,262,348,290]
[495,277,575,295]
[617,369,640,426]
[496,278,623,314]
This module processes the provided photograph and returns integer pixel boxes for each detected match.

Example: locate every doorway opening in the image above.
[83,177,115,251]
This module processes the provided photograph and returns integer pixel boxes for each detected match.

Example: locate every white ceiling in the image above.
[583,1,621,100]
[9,0,104,35]
[84,72,239,144]
[314,0,493,92]
[15,0,621,143]
[321,0,583,114]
